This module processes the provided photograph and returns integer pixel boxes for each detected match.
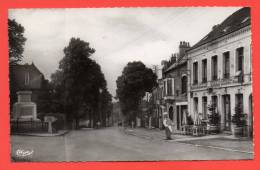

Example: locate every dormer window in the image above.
[223,26,230,33]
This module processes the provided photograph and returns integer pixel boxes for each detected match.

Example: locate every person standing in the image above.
[163,112,174,140]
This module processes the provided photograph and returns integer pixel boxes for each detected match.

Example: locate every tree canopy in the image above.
[51,37,112,128]
[116,61,157,123]
[8,19,26,65]
[8,19,27,108]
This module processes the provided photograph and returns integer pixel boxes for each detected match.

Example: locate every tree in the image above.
[50,70,65,113]
[232,103,246,127]
[8,19,26,109]
[207,103,220,126]
[51,37,110,129]
[100,88,113,126]
[116,61,157,124]
[8,19,27,65]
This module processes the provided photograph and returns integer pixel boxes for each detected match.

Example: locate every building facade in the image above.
[162,41,190,132]
[150,64,164,129]
[187,7,252,137]
[11,63,47,111]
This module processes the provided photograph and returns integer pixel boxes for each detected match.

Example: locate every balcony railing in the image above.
[191,74,249,90]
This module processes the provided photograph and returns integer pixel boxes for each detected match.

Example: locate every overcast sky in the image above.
[9,7,241,97]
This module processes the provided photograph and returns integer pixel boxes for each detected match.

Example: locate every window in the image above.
[211,55,218,80]
[181,76,187,94]
[236,47,244,72]
[236,94,243,111]
[223,52,230,79]
[194,97,198,114]
[212,96,218,109]
[167,79,173,96]
[236,47,244,82]
[202,96,208,119]
[24,72,30,85]
[163,81,166,96]
[193,62,198,84]
[163,78,174,96]
[202,59,207,83]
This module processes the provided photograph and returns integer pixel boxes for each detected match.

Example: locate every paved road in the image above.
[11,127,253,161]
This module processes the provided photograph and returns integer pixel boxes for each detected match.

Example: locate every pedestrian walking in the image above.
[163,112,174,140]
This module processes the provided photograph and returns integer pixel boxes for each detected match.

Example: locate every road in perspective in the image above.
[11,127,253,162]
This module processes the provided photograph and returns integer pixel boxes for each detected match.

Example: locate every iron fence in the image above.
[10,119,48,133]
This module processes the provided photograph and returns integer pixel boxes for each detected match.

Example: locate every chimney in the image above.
[179,41,190,58]
[161,60,168,67]
[170,53,177,64]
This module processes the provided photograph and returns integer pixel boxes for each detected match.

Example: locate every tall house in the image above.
[162,41,190,131]
[187,7,252,137]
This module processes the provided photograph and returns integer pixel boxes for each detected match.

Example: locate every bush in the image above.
[232,104,247,127]
[186,115,194,125]
[207,104,220,125]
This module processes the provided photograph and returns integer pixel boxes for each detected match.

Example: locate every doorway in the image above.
[169,106,174,121]
[177,105,187,130]
[223,95,231,131]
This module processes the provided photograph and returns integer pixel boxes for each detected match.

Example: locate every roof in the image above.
[12,63,44,77]
[164,55,187,73]
[188,7,251,52]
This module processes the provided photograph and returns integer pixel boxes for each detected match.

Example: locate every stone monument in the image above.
[12,91,40,122]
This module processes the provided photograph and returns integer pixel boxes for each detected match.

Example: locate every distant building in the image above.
[150,64,164,129]
[112,102,123,125]
[162,41,190,131]
[187,7,252,137]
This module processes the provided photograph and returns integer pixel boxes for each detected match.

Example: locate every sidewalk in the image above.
[123,127,254,154]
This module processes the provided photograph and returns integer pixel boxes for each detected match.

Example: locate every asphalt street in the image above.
[11,127,253,161]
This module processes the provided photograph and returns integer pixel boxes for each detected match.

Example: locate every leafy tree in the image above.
[116,61,157,124]
[8,19,26,108]
[100,88,113,126]
[50,70,65,113]
[8,19,26,65]
[37,79,53,113]
[52,37,110,129]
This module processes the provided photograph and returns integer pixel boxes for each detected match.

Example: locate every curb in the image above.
[123,128,253,155]
[11,130,70,137]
